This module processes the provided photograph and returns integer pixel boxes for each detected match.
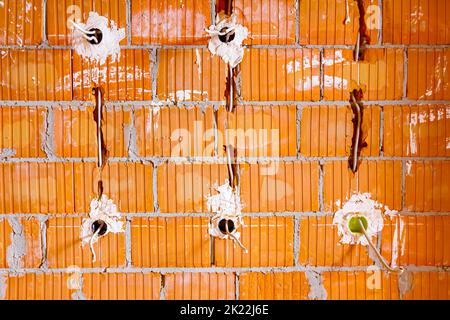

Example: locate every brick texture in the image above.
[3,273,76,300]
[299,216,378,266]
[157,48,227,102]
[241,48,321,101]
[0,0,43,45]
[0,217,42,268]
[157,162,228,213]
[381,215,450,267]
[322,271,400,300]
[383,0,450,45]
[240,161,320,212]
[0,106,47,158]
[300,105,381,157]
[217,105,298,157]
[54,105,129,158]
[405,161,450,212]
[408,49,450,100]
[323,161,403,212]
[46,216,126,268]
[239,272,310,300]
[235,0,296,45]
[383,105,450,157]
[135,105,216,157]
[72,49,152,101]
[214,216,294,267]
[400,272,450,300]
[0,50,72,101]
[82,273,161,300]
[0,1,449,301]
[131,217,211,267]
[131,0,211,45]
[0,162,153,213]
[46,0,127,46]
[165,273,235,300]
[300,0,379,45]
[323,49,404,101]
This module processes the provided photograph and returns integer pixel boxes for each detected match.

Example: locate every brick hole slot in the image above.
[215,217,248,253]
[91,220,108,237]
[87,28,103,45]
[219,28,236,43]
[218,218,235,234]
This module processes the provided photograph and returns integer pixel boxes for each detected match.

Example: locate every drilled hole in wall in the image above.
[88,28,103,45]
[91,219,108,236]
[219,28,235,43]
[218,218,235,234]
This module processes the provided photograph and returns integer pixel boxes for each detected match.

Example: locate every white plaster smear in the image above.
[333,192,398,246]
[81,195,124,261]
[72,11,125,65]
[391,216,404,267]
[0,148,16,159]
[206,14,248,68]
[167,90,209,102]
[207,181,244,242]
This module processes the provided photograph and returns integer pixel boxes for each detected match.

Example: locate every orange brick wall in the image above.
[0,0,449,301]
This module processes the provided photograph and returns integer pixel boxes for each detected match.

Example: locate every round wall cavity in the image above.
[219,27,235,43]
[218,218,235,234]
[91,219,108,236]
[87,28,103,44]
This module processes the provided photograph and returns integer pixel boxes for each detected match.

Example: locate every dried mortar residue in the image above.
[306,270,327,300]
[6,217,27,270]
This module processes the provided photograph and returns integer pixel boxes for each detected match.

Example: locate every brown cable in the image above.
[358,219,404,274]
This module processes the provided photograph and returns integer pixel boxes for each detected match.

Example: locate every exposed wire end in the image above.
[70,20,101,44]
[225,225,248,253]
[89,224,102,263]
[344,0,351,24]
